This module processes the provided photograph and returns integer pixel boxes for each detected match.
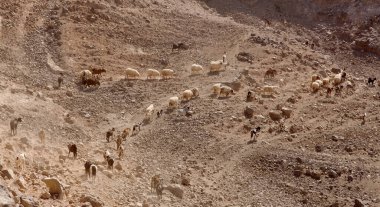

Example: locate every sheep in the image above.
[106,128,115,143]
[10,117,22,136]
[250,127,261,142]
[121,128,131,140]
[209,60,224,72]
[311,74,321,82]
[84,160,92,179]
[90,164,97,182]
[168,96,179,109]
[219,86,234,97]
[106,156,114,170]
[151,175,161,193]
[125,68,141,79]
[333,72,347,85]
[146,69,161,80]
[182,90,193,101]
[91,68,106,77]
[222,52,227,64]
[57,73,63,88]
[39,129,46,145]
[311,81,321,92]
[157,109,163,118]
[118,145,124,160]
[161,69,175,79]
[116,135,123,150]
[80,70,92,81]
[82,78,100,88]
[322,77,330,86]
[16,153,26,171]
[103,150,111,162]
[67,143,77,159]
[212,83,222,95]
[191,88,199,98]
[145,104,155,118]
[191,64,203,75]
[264,69,277,78]
[368,77,377,86]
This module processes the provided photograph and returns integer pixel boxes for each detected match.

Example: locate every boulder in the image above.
[354,198,366,207]
[0,185,15,206]
[15,176,28,189]
[1,169,15,180]
[165,184,184,199]
[42,178,65,200]
[20,195,39,207]
[268,111,282,121]
[79,194,104,207]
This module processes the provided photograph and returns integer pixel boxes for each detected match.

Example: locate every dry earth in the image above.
[0,0,379,207]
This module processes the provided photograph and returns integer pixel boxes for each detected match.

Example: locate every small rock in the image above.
[36,92,46,101]
[20,137,30,146]
[315,145,323,152]
[328,170,338,178]
[46,85,54,90]
[26,89,34,95]
[296,157,303,163]
[310,171,321,180]
[20,196,39,207]
[347,175,354,182]
[281,107,292,118]
[103,170,113,178]
[115,162,123,171]
[15,176,27,189]
[244,106,254,118]
[5,143,13,151]
[66,91,73,97]
[165,184,184,199]
[40,191,51,199]
[331,67,341,74]
[293,170,303,177]
[79,194,104,207]
[181,177,190,186]
[345,146,354,153]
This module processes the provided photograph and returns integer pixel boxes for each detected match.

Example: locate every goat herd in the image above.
[6,50,379,201]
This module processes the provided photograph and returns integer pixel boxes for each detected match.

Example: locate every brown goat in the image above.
[10,117,22,136]
[67,143,77,158]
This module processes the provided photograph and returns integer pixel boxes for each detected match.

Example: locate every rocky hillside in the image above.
[0,0,379,207]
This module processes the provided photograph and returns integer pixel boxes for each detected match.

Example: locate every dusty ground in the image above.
[0,0,379,206]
